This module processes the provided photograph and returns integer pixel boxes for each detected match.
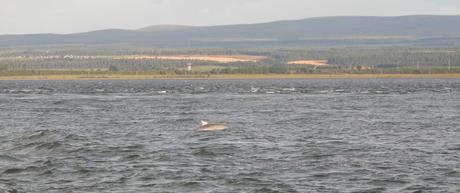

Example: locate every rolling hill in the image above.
[1,15,460,47]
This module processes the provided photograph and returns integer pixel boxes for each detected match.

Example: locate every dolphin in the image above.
[198,121,227,131]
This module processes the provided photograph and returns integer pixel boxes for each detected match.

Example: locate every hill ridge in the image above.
[2,15,460,47]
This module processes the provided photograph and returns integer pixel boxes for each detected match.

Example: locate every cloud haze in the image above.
[0,0,459,34]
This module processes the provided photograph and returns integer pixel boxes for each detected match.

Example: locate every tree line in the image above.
[0,47,459,74]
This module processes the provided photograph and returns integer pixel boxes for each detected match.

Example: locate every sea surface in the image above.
[0,79,459,193]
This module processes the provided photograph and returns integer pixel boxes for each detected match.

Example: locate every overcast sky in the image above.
[0,0,459,34]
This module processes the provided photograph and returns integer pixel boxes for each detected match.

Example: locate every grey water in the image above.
[0,79,459,193]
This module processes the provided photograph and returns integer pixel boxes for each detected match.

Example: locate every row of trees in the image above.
[1,47,459,73]
[210,66,316,74]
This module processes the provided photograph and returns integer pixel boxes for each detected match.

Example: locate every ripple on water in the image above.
[0,79,459,192]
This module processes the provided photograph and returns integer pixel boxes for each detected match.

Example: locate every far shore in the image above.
[1,73,460,80]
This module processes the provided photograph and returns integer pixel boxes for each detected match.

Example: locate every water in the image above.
[0,79,459,193]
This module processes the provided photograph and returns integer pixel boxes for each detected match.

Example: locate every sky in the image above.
[0,0,459,34]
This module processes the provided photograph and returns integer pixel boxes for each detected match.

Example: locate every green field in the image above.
[1,72,460,81]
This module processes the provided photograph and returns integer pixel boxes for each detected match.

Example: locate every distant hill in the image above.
[138,25,194,32]
[1,15,460,47]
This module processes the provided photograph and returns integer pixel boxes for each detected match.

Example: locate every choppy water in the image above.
[0,79,459,193]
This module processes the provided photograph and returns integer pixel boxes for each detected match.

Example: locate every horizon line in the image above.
[2,14,460,36]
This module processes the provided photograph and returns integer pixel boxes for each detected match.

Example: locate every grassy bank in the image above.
[1,73,460,80]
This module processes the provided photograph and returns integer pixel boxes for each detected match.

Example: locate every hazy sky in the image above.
[1,0,459,34]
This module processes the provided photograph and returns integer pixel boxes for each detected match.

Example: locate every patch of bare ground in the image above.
[287,60,329,66]
[113,55,266,63]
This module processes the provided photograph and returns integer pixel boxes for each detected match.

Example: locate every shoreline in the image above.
[1,73,460,80]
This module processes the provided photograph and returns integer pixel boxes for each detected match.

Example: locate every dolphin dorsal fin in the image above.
[200,121,209,126]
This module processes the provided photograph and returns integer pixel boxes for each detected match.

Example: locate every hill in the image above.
[137,25,194,32]
[1,15,460,47]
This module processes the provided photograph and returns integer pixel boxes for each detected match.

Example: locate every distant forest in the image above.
[1,46,459,74]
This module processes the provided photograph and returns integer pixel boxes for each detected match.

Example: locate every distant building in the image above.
[186,63,193,71]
